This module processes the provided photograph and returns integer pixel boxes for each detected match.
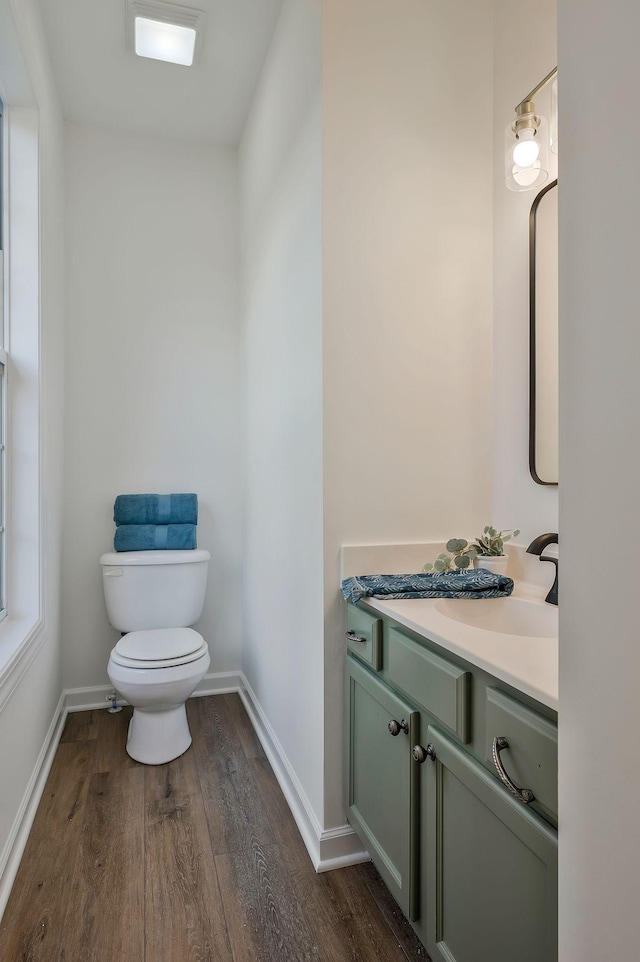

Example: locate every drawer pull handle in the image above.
[388,719,409,736]
[346,630,367,644]
[492,736,536,804]
[412,743,436,764]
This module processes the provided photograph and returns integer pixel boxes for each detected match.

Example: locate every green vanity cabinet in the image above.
[344,603,558,959]
[420,725,558,962]
[345,654,420,919]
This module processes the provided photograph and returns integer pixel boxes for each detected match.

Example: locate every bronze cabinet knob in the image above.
[388,719,409,736]
[412,743,436,763]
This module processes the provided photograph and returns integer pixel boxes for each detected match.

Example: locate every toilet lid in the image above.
[109,639,208,670]
[115,627,204,662]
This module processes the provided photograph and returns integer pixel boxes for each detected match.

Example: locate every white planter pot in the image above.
[475,555,509,576]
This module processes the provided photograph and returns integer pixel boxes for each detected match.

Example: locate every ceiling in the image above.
[37,0,284,144]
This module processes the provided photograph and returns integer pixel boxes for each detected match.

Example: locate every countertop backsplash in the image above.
[341,541,559,602]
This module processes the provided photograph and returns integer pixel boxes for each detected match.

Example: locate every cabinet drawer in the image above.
[387,628,471,743]
[484,687,558,820]
[346,605,382,670]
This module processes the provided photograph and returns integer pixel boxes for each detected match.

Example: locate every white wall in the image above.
[239,0,325,822]
[322,0,494,825]
[492,0,558,545]
[62,125,241,691]
[0,0,66,898]
[558,1,640,957]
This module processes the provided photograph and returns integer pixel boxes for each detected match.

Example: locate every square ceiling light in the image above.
[126,0,205,66]
[135,18,196,65]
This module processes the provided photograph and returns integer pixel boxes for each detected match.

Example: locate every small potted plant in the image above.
[472,526,520,576]
[423,539,478,573]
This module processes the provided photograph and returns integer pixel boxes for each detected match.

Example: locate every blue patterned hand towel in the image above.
[113,493,198,526]
[341,570,514,604]
[114,523,197,552]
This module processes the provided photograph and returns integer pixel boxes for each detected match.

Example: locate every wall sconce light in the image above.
[505,66,558,192]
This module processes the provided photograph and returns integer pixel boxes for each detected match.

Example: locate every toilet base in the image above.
[126,704,192,765]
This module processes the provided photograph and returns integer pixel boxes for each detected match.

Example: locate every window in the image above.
[0,74,46,697]
[0,354,5,617]
[0,97,5,619]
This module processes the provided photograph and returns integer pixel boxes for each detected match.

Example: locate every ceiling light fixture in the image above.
[135,17,196,66]
[505,66,558,192]
[126,0,206,67]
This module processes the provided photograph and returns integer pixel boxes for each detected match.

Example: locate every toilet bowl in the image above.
[101,549,211,765]
[107,627,210,764]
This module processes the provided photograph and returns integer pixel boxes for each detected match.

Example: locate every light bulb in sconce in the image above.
[505,67,558,192]
[512,162,542,188]
[505,102,549,192]
[512,129,540,168]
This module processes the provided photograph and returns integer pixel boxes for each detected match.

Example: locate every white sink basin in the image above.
[434,597,558,639]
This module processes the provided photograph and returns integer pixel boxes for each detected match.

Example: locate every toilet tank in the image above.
[100,549,210,632]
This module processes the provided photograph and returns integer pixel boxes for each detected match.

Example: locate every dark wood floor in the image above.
[0,694,428,961]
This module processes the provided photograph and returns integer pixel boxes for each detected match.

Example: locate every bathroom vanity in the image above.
[344,595,558,962]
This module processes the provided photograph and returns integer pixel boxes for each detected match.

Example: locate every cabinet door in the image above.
[345,655,419,919]
[423,725,557,962]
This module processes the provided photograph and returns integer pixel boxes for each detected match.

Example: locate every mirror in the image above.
[530,180,558,485]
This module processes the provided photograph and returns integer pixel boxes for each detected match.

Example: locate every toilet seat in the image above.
[110,627,208,670]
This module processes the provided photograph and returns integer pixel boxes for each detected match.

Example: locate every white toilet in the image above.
[101,548,211,765]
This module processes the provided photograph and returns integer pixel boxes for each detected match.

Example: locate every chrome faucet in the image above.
[526,533,558,606]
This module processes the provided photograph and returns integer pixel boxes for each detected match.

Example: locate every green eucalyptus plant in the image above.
[423,527,521,572]
[423,539,478,573]
[472,526,520,557]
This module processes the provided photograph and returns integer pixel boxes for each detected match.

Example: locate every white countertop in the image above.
[359,583,558,711]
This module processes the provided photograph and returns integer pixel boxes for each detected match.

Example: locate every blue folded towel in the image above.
[341,570,514,604]
[113,493,198,526]
[114,524,197,552]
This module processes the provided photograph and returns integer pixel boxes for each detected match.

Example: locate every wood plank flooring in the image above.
[0,694,428,961]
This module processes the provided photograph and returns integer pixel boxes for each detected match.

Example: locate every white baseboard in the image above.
[0,691,67,922]
[193,670,242,698]
[64,683,122,712]
[64,670,244,712]
[317,824,370,871]
[238,673,368,872]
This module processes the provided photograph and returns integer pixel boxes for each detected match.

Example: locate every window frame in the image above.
[0,97,6,620]
[0,348,5,619]
[0,102,44,702]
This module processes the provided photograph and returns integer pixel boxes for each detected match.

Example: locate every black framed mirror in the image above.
[529,180,558,486]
